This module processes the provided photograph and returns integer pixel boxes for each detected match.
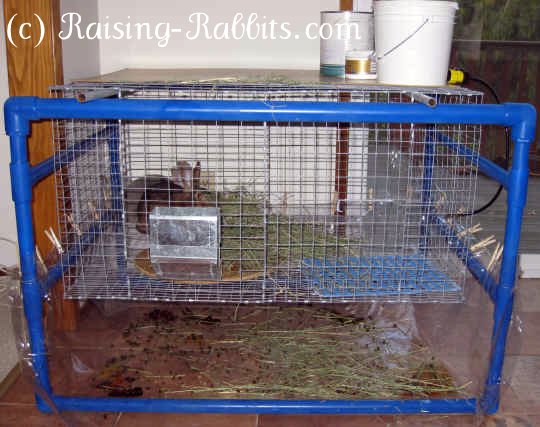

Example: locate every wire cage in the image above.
[53,80,483,303]
[4,73,536,416]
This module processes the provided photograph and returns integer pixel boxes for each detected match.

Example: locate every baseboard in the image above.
[520,254,540,278]
[0,362,21,400]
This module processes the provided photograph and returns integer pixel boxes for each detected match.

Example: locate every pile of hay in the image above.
[93,305,469,399]
[215,191,362,276]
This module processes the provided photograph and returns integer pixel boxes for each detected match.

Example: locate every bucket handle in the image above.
[376,18,429,61]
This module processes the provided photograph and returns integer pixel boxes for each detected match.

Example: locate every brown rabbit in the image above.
[136,161,206,234]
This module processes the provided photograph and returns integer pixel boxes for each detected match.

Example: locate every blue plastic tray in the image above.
[303,254,461,298]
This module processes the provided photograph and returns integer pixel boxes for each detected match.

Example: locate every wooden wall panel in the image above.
[4,0,78,330]
[340,0,353,11]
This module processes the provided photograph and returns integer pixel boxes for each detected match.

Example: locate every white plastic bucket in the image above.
[374,1,458,86]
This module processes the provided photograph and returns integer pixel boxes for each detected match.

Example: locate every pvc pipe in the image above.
[4,98,537,142]
[50,395,478,414]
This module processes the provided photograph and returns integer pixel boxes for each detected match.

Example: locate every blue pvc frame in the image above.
[3,96,536,415]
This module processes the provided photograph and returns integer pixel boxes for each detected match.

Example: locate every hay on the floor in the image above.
[93,305,469,399]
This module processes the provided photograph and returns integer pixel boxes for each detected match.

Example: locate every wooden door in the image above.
[3,0,78,330]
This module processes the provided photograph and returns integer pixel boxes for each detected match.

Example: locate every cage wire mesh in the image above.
[52,82,483,303]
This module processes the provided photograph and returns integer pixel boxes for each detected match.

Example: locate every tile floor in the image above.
[0,272,18,386]
[1,279,539,426]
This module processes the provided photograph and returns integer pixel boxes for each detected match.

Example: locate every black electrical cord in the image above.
[459,76,510,216]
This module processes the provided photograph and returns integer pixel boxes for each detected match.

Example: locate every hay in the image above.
[214,191,362,276]
[94,305,470,400]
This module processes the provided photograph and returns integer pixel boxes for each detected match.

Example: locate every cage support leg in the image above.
[420,127,435,252]
[481,138,531,414]
[107,123,129,282]
[8,131,54,411]
[335,90,351,229]
[108,125,122,212]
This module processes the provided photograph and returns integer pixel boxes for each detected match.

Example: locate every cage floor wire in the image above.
[64,228,465,303]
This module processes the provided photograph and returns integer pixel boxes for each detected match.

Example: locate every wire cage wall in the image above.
[53,81,484,304]
[4,89,536,415]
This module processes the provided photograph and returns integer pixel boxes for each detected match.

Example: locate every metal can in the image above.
[320,11,374,77]
[345,50,376,79]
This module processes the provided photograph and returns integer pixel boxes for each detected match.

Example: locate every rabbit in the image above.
[135,160,207,234]
[125,173,179,231]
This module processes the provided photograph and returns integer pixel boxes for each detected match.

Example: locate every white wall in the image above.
[97,0,338,73]
[0,11,18,267]
[61,0,101,82]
